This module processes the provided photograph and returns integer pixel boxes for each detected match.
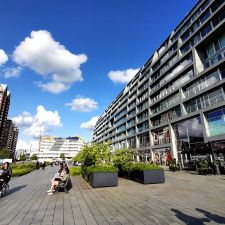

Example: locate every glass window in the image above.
[206,108,225,137]
[208,89,224,104]
[201,24,212,38]
[207,42,215,57]
[208,109,223,119]
[219,33,225,48]
[200,10,211,24]
[186,100,197,113]
[176,117,204,142]
[214,39,220,51]
[220,69,225,79]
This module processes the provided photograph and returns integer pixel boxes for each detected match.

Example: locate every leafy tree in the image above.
[60,153,65,160]
[20,153,26,161]
[0,147,10,159]
[112,148,133,171]
[74,143,112,167]
[30,154,38,160]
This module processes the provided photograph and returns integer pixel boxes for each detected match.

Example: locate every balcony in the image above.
[185,71,220,98]
[204,48,225,69]
[154,137,171,146]
[137,126,149,133]
[151,94,180,115]
[139,142,151,148]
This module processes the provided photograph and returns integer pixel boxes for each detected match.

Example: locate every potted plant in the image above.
[87,163,118,188]
[132,163,165,184]
[112,148,133,178]
[73,143,119,188]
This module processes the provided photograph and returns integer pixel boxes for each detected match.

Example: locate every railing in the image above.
[139,142,151,148]
[204,48,225,69]
[137,103,149,112]
[152,94,180,115]
[152,70,193,103]
[137,115,148,123]
[127,131,136,136]
[185,72,220,98]
[151,59,192,93]
[154,137,171,145]
[127,122,136,128]
[137,126,149,133]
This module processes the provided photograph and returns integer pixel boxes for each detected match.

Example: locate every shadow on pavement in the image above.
[196,208,225,224]
[171,208,210,225]
[9,185,27,194]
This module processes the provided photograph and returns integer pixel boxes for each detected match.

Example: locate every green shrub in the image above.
[133,163,162,171]
[121,162,135,171]
[10,162,36,177]
[196,159,213,175]
[168,159,179,172]
[73,143,112,167]
[112,148,133,171]
[70,166,81,176]
[87,163,118,174]
[12,167,34,177]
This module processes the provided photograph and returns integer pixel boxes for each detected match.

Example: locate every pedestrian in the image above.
[36,161,40,170]
[42,161,46,170]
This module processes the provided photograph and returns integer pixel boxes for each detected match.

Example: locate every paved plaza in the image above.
[0,167,225,225]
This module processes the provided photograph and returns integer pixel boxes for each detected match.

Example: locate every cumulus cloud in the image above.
[80,116,99,131]
[0,49,8,65]
[16,139,39,153]
[66,96,98,112]
[2,66,22,78]
[108,68,139,84]
[12,105,62,138]
[12,111,33,127]
[36,81,70,94]
[13,30,87,93]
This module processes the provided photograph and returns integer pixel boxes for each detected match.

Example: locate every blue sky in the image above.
[0,0,197,150]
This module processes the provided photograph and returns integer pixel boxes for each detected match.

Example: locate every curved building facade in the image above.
[93,0,225,173]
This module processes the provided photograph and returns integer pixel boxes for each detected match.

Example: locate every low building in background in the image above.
[38,136,85,161]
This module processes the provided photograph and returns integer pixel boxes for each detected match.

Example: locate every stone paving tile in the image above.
[0,166,225,225]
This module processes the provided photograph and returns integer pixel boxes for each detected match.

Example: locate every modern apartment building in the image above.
[2,120,19,159]
[0,84,19,159]
[0,84,10,149]
[93,0,225,172]
[38,136,85,160]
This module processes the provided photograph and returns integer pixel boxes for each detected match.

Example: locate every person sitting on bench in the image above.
[47,167,70,194]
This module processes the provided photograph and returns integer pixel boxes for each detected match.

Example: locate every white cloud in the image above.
[16,140,30,150]
[12,111,33,127]
[2,66,22,79]
[16,140,39,153]
[0,49,8,65]
[80,116,99,131]
[108,68,139,84]
[12,105,62,138]
[36,81,70,94]
[13,30,87,93]
[66,96,98,112]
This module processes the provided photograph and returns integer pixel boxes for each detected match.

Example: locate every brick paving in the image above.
[0,166,225,225]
